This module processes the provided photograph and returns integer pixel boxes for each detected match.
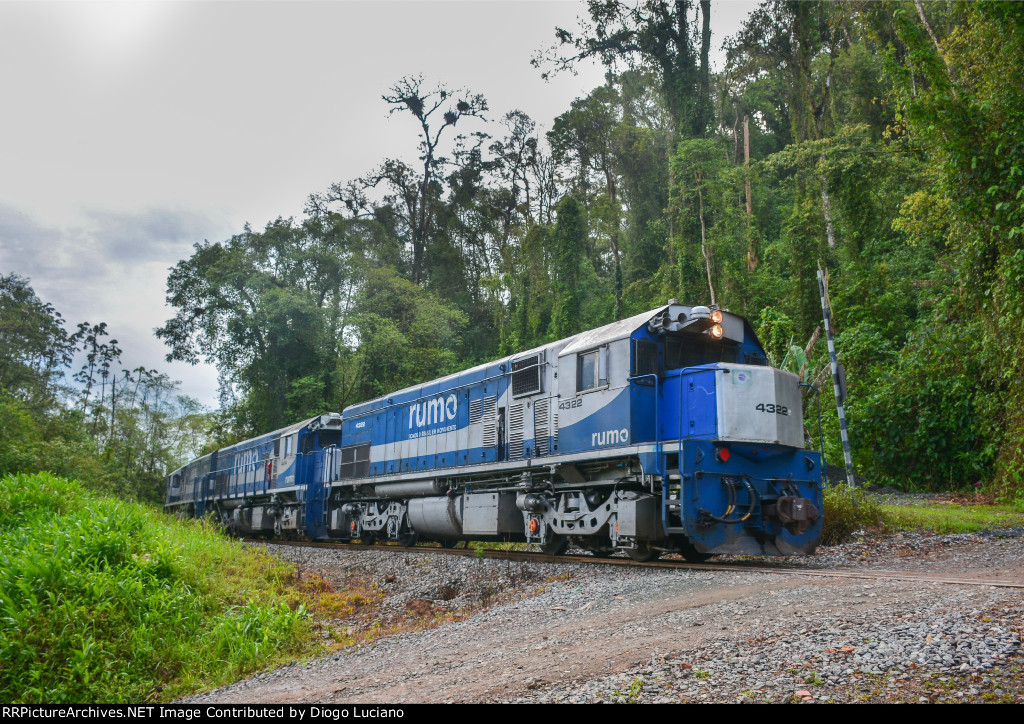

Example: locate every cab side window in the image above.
[577,350,598,392]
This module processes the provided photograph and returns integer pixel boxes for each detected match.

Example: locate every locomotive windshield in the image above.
[664,334,743,369]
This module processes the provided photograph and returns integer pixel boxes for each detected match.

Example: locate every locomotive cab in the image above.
[623,305,822,556]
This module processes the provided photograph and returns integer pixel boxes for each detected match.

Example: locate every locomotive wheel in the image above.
[582,537,615,558]
[398,531,418,548]
[439,538,460,549]
[360,532,377,545]
[673,535,712,563]
[626,542,661,562]
[540,533,569,556]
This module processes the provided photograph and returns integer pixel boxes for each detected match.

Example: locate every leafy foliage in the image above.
[856,320,1001,490]
[821,486,885,545]
[0,271,213,502]
[0,472,311,702]
[551,195,588,338]
[0,274,76,408]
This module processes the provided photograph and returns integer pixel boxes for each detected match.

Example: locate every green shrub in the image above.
[0,394,40,476]
[821,486,886,545]
[0,472,313,703]
[0,393,116,493]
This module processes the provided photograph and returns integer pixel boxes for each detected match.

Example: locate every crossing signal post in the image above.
[817,266,855,488]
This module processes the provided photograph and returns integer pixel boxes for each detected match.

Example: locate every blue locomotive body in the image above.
[166,303,823,559]
[165,414,343,539]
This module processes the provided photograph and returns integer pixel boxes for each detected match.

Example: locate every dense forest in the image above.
[2,1,1022,504]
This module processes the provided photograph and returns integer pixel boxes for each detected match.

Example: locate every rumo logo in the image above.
[592,428,629,446]
[237,448,259,472]
[409,394,458,429]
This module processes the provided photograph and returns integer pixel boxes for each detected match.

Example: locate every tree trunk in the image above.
[698,187,716,306]
[745,116,758,272]
[821,153,836,248]
[915,0,954,77]
[697,0,712,136]
[605,168,623,321]
[733,104,741,164]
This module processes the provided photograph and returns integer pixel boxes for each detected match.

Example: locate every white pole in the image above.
[817,268,855,487]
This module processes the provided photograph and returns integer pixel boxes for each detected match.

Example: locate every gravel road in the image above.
[183,530,1023,704]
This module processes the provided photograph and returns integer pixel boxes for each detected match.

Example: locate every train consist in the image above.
[165,302,824,560]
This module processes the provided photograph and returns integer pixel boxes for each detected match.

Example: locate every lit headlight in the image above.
[711,309,723,324]
[710,323,724,339]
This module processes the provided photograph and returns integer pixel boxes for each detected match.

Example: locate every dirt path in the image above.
[185,534,1024,704]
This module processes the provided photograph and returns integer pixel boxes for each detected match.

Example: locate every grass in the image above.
[823,484,1024,543]
[879,500,1024,534]
[0,472,319,703]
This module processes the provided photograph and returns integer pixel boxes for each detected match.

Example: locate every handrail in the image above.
[344,368,513,420]
[800,382,827,487]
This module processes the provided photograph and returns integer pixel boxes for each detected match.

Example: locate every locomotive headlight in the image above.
[709,323,724,339]
[710,309,723,324]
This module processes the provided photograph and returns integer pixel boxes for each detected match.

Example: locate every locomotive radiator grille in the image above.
[534,399,550,456]
[481,396,497,447]
[512,354,542,396]
[508,403,525,459]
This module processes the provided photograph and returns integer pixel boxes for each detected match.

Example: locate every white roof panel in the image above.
[559,308,663,356]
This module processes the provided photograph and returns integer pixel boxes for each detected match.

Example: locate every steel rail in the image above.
[248,538,1024,590]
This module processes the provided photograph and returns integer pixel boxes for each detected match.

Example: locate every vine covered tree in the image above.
[551,195,588,339]
[537,0,713,138]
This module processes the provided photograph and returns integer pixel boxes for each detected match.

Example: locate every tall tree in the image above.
[376,76,488,285]
[348,267,468,401]
[513,222,555,350]
[0,274,75,409]
[670,138,733,306]
[879,1,1024,491]
[537,0,713,138]
[72,322,121,428]
[157,219,351,432]
[726,0,848,144]
[551,196,588,338]
[549,84,626,319]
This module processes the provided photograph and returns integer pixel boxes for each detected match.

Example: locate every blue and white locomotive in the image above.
[165,301,823,560]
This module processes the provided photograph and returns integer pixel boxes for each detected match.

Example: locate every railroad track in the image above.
[249,538,1024,590]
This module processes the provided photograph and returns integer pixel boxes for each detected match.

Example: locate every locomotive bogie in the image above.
[165,304,825,558]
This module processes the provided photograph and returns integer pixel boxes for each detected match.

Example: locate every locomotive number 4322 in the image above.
[755,403,790,416]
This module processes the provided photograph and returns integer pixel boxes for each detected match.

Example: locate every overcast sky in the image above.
[0,0,755,409]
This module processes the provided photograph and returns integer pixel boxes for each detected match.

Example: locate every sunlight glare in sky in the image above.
[61,1,173,69]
